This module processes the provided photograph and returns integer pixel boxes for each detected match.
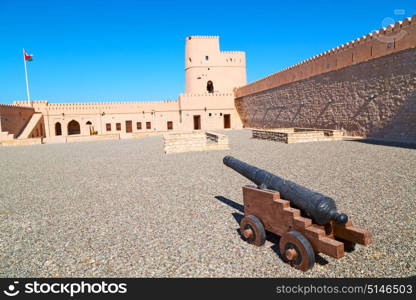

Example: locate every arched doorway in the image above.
[207,80,214,93]
[86,121,94,135]
[68,120,81,135]
[55,122,62,136]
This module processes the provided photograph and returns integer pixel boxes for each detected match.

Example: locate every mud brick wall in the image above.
[0,104,35,137]
[235,48,416,143]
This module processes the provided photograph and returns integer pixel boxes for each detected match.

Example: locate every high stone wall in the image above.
[235,48,416,142]
[235,15,416,143]
[236,15,416,98]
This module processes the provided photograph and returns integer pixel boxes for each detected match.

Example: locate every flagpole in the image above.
[23,48,31,107]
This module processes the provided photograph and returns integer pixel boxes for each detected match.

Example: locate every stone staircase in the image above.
[0,131,15,142]
[18,112,43,139]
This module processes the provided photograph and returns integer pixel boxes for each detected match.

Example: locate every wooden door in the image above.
[193,115,201,130]
[126,120,132,133]
[224,114,231,129]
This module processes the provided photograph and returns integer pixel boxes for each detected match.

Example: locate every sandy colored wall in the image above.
[9,35,245,141]
[235,47,416,142]
[14,100,181,138]
[14,95,242,138]
[179,93,243,130]
[185,36,246,93]
[0,104,35,137]
[236,15,416,98]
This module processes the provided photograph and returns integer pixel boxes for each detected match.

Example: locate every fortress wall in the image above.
[0,104,35,137]
[14,100,179,115]
[236,15,416,98]
[235,47,416,142]
[12,100,181,138]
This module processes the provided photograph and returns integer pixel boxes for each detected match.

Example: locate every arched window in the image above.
[207,80,214,93]
[86,121,94,135]
[68,120,81,135]
[55,122,62,136]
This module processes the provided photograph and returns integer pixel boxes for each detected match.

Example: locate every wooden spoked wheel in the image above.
[279,231,315,271]
[240,215,266,246]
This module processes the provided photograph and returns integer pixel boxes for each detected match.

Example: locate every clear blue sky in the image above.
[0,0,415,104]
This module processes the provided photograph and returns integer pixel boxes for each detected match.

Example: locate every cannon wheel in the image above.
[240,215,266,246]
[279,231,315,271]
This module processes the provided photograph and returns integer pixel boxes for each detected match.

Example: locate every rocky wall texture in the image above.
[235,48,416,143]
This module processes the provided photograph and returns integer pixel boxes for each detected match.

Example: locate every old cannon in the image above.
[223,156,371,271]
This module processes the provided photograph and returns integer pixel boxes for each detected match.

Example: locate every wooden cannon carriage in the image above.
[240,186,371,271]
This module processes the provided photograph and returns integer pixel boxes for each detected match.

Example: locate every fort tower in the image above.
[184,36,247,93]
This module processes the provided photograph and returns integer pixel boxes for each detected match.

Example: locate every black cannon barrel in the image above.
[223,156,348,225]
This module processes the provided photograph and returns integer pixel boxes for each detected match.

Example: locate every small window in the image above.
[137,122,142,130]
[106,123,111,131]
[230,58,232,62]
[220,113,223,116]
[146,122,151,129]
[207,80,214,93]
[189,57,192,62]
[86,121,92,125]
[205,55,209,61]
[209,113,212,117]
[116,123,121,131]
[167,121,173,130]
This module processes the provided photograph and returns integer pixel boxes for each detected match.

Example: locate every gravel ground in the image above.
[0,130,415,278]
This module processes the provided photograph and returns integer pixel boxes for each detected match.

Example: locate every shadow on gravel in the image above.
[214,196,244,212]
[214,195,329,267]
[348,139,416,150]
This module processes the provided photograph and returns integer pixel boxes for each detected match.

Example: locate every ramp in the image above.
[18,112,43,139]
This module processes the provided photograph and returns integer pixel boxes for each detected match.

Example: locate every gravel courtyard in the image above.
[0,130,415,277]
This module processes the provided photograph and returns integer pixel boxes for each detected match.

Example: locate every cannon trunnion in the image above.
[223,156,372,271]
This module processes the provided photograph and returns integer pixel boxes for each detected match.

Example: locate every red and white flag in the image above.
[23,49,33,61]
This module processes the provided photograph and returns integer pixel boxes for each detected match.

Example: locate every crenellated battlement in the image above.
[179,92,234,97]
[46,100,177,105]
[12,100,179,115]
[0,103,34,111]
[221,51,245,55]
[186,35,219,40]
[236,14,416,98]
[14,100,177,106]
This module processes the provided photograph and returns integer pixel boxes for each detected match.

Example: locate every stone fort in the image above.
[1,14,415,145]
